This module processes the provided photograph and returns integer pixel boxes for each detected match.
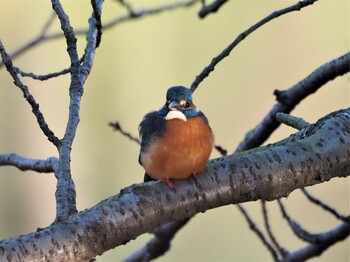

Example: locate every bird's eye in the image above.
[165,100,170,108]
[185,102,190,108]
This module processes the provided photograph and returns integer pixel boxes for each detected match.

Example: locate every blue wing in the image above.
[138,108,167,162]
[139,108,168,182]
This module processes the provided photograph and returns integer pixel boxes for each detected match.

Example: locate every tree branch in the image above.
[51,0,80,221]
[0,0,199,69]
[51,0,104,221]
[237,203,279,261]
[0,40,60,147]
[0,108,348,261]
[198,0,228,18]
[0,13,56,69]
[301,188,350,223]
[124,218,191,262]
[262,201,288,259]
[190,0,318,92]
[282,222,350,262]
[15,66,71,80]
[0,154,58,173]
[236,51,350,152]
[276,113,310,130]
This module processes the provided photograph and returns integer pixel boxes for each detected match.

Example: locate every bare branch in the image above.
[282,222,350,262]
[214,144,228,156]
[0,39,60,147]
[275,113,310,130]
[51,0,80,221]
[190,0,318,92]
[0,154,58,173]
[91,0,103,49]
[262,201,288,259]
[278,199,328,244]
[0,0,199,69]
[278,200,350,261]
[301,188,350,223]
[80,0,103,84]
[125,218,191,262]
[109,121,141,145]
[0,13,56,69]
[236,51,350,152]
[237,204,279,261]
[16,66,71,81]
[198,0,228,18]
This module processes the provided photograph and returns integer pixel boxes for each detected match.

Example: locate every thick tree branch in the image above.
[0,109,348,261]
[190,0,318,92]
[0,154,58,173]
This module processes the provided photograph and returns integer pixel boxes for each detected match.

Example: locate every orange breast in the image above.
[140,117,214,181]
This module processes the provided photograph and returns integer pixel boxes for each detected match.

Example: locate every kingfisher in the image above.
[139,86,214,188]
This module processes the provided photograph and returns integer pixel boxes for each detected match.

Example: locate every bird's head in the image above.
[163,86,201,121]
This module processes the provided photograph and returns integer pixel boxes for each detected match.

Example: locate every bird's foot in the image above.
[164,179,175,189]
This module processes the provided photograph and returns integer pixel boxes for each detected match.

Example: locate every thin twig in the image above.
[109,122,140,145]
[0,0,199,69]
[190,0,318,92]
[237,204,279,261]
[0,39,60,147]
[16,66,71,80]
[214,144,227,156]
[301,188,350,223]
[277,199,322,244]
[116,0,136,17]
[0,13,56,69]
[198,0,228,18]
[282,222,350,262]
[275,113,310,130]
[261,201,288,259]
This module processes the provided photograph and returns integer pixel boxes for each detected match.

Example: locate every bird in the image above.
[138,86,214,188]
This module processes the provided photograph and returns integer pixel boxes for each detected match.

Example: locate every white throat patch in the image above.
[164,110,187,122]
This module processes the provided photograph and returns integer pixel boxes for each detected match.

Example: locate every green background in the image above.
[0,1,348,261]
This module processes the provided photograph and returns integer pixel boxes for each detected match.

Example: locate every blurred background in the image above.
[0,0,348,261]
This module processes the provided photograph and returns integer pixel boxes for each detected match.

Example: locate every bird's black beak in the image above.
[168,101,181,111]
